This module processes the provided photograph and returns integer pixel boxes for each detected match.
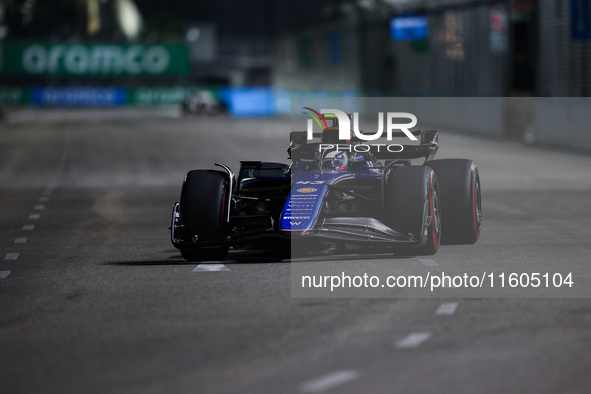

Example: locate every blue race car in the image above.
[170,121,482,261]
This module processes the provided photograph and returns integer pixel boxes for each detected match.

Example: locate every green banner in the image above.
[1,42,190,77]
[0,87,30,105]
[129,87,220,106]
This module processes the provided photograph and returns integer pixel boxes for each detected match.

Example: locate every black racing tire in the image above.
[179,170,230,261]
[426,159,482,245]
[384,166,441,256]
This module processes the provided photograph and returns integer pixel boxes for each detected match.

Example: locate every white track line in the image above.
[14,238,28,244]
[436,302,458,315]
[4,253,20,260]
[418,258,439,266]
[22,225,35,231]
[193,263,230,272]
[0,271,10,279]
[29,214,40,220]
[301,370,359,393]
[34,204,45,210]
[395,332,431,349]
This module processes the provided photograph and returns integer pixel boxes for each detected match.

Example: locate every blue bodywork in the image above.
[280,149,383,233]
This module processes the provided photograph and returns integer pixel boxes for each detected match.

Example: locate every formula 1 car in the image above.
[170,122,482,261]
[180,90,228,115]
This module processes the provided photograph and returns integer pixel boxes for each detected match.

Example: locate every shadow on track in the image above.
[105,245,419,266]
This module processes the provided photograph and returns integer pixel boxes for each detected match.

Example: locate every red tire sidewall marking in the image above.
[221,185,227,227]
[471,164,479,241]
[429,170,438,251]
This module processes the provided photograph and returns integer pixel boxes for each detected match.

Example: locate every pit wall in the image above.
[532,98,591,151]
[398,96,591,152]
[293,96,591,153]
[359,97,505,137]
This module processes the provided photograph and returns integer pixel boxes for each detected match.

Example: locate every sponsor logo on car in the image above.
[297,187,318,193]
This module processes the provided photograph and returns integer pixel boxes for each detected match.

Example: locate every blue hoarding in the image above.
[571,0,591,40]
[222,87,274,117]
[32,87,126,107]
[390,15,428,41]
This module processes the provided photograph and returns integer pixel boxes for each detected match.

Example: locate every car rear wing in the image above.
[290,129,439,162]
[370,129,438,161]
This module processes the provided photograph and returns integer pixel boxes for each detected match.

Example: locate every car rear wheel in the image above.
[426,159,481,244]
[178,170,229,261]
[384,166,441,256]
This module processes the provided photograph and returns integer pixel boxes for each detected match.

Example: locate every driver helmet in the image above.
[324,151,349,172]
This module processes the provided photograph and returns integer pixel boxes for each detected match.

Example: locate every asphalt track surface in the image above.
[1,111,591,393]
